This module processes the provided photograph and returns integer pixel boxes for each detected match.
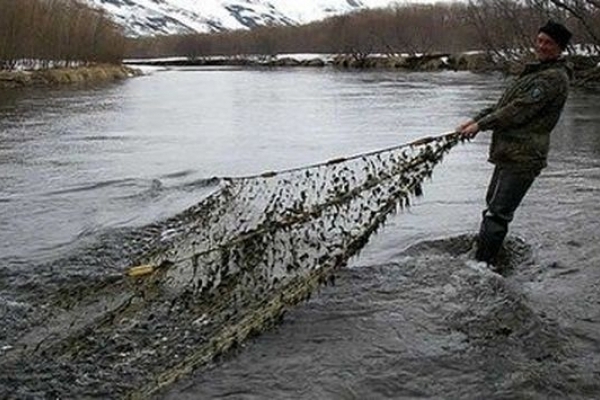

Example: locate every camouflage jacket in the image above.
[474,58,571,171]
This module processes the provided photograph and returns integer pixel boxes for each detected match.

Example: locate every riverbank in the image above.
[0,64,142,89]
[124,52,496,71]
[125,52,600,87]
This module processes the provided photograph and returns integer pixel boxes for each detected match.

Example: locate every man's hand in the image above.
[457,119,480,139]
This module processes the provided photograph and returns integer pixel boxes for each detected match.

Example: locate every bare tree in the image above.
[0,0,126,70]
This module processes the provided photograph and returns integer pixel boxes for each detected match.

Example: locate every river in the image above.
[1,67,599,399]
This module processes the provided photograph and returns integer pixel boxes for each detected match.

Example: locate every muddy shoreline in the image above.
[0,64,142,89]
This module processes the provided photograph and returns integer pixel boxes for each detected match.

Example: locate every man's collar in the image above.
[522,57,565,75]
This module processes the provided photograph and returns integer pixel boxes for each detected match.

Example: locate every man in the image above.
[458,20,572,268]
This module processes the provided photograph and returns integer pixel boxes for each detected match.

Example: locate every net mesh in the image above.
[138,132,461,299]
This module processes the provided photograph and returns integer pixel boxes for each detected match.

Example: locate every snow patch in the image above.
[81,0,403,36]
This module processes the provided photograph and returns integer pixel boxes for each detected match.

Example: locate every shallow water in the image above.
[1,68,599,399]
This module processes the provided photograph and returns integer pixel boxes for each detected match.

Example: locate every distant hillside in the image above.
[78,0,399,36]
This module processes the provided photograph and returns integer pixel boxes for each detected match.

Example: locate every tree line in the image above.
[129,0,599,63]
[469,0,599,60]
[0,0,126,70]
[129,4,481,59]
[0,0,598,70]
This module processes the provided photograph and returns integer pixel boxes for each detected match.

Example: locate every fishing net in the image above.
[1,132,463,398]
[139,132,461,295]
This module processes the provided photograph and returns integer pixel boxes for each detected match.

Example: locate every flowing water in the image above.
[1,67,599,399]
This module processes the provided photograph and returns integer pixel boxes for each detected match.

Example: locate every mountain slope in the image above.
[80,0,397,37]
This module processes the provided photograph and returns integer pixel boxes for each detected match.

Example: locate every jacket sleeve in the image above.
[476,73,565,131]
[473,106,495,122]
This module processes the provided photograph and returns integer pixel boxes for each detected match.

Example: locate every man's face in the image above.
[536,32,563,61]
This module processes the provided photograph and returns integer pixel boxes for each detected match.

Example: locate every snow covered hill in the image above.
[80,0,398,37]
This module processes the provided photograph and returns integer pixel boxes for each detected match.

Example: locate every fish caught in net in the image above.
[1,131,463,398]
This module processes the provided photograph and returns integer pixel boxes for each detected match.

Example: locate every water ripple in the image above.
[43,178,138,196]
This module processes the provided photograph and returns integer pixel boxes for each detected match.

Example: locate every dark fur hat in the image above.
[539,20,572,49]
